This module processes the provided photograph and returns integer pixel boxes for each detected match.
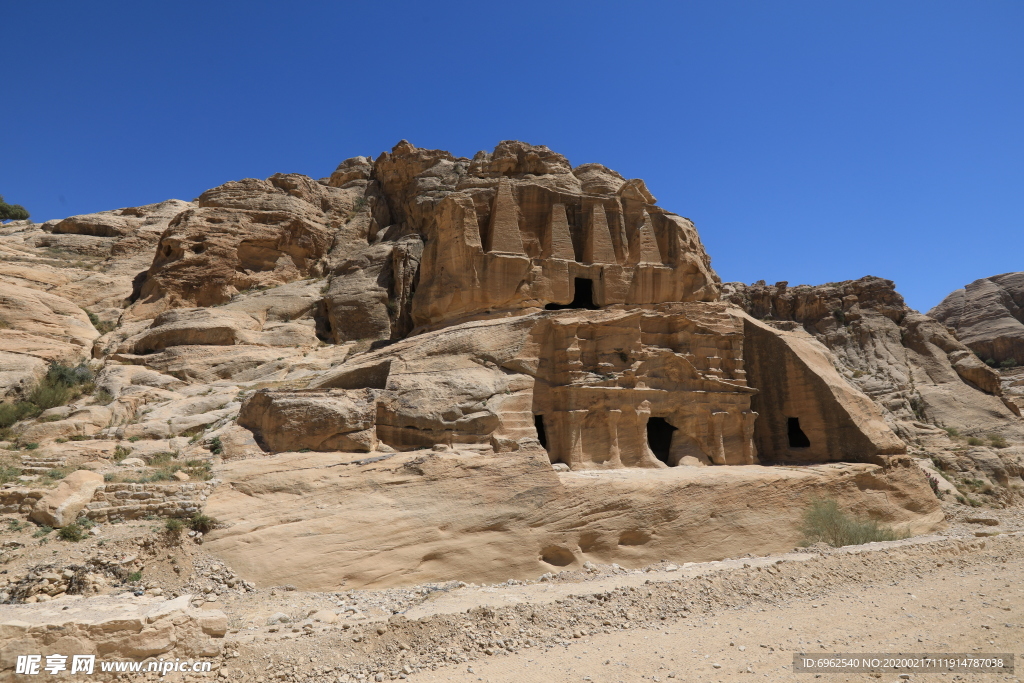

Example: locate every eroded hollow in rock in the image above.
[540,545,576,567]
[787,417,811,448]
[647,417,677,465]
[545,278,599,311]
[534,414,548,450]
[323,360,391,390]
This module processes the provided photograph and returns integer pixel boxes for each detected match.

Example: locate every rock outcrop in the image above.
[0,200,193,322]
[29,470,104,527]
[1,140,978,594]
[723,277,1020,440]
[0,594,225,674]
[127,175,366,319]
[929,271,1024,367]
[0,284,98,398]
[203,450,941,589]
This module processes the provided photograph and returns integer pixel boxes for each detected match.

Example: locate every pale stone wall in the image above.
[0,481,213,522]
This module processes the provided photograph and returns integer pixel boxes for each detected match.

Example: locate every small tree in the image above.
[0,195,29,222]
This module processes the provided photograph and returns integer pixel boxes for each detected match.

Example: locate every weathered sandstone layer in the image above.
[9,140,1024,595]
[929,271,1024,367]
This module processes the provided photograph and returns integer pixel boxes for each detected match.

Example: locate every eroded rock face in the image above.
[238,303,905,468]
[203,450,943,589]
[128,175,365,318]
[0,284,98,398]
[929,272,1024,366]
[0,594,224,671]
[0,200,194,322]
[722,277,1018,440]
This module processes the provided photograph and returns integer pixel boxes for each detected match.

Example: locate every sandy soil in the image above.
[2,505,1023,683]
[419,548,1023,683]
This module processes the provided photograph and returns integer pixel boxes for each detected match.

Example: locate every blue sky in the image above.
[2,1,1021,312]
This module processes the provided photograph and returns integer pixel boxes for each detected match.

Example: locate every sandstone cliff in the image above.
[724,276,1024,497]
[0,141,982,592]
[929,271,1024,368]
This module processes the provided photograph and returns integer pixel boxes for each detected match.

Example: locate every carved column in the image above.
[606,409,623,468]
[564,410,587,470]
[634,400,664,468]
[741,410,759,464]
[709,411,728,465]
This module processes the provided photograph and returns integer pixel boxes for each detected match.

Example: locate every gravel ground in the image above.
[3,503,1023,683]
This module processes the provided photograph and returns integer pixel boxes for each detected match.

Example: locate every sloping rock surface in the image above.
[929,271,1024,366]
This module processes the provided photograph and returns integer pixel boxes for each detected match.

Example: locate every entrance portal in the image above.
[534,414,548,450]
[545,278,599,310]
[647,417,677,465]
[787,417,810,448]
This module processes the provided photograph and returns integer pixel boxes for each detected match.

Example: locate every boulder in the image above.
[238,389,378,452]
[29,470,104,527]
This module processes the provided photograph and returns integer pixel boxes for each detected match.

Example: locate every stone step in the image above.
[20,467,57,475]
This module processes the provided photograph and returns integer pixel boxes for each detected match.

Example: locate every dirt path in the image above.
[419,547,1023,682]
[213,531,1024,683]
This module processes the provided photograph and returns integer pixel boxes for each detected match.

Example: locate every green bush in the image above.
[113,445,131,462]
[800,498,906,547]
[127,571,143,583]
[0,195,29,222]
[33,525,53,538]
[93,389,114,405]
[967,437,984,446]
[0,465,22,485]
[943,427,960,437]
[208,436,223,455]
[183,459,213,480]
[165,518,185,533]
[988,434,1008,448]
[999,358,1018,369]
[58,523,86,542]
[188,514,216,534]
[85,311,115,335]
[45,362,94,388]
[23,362,96,411]
[0,402,41,429]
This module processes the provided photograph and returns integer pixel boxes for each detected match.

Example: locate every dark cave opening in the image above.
[647,417,677,465]
[545,278,599,311]
[534,414,548,450]
[787,417,811,448]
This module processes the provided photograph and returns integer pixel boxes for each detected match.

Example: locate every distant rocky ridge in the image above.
[929,272,1024,367]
